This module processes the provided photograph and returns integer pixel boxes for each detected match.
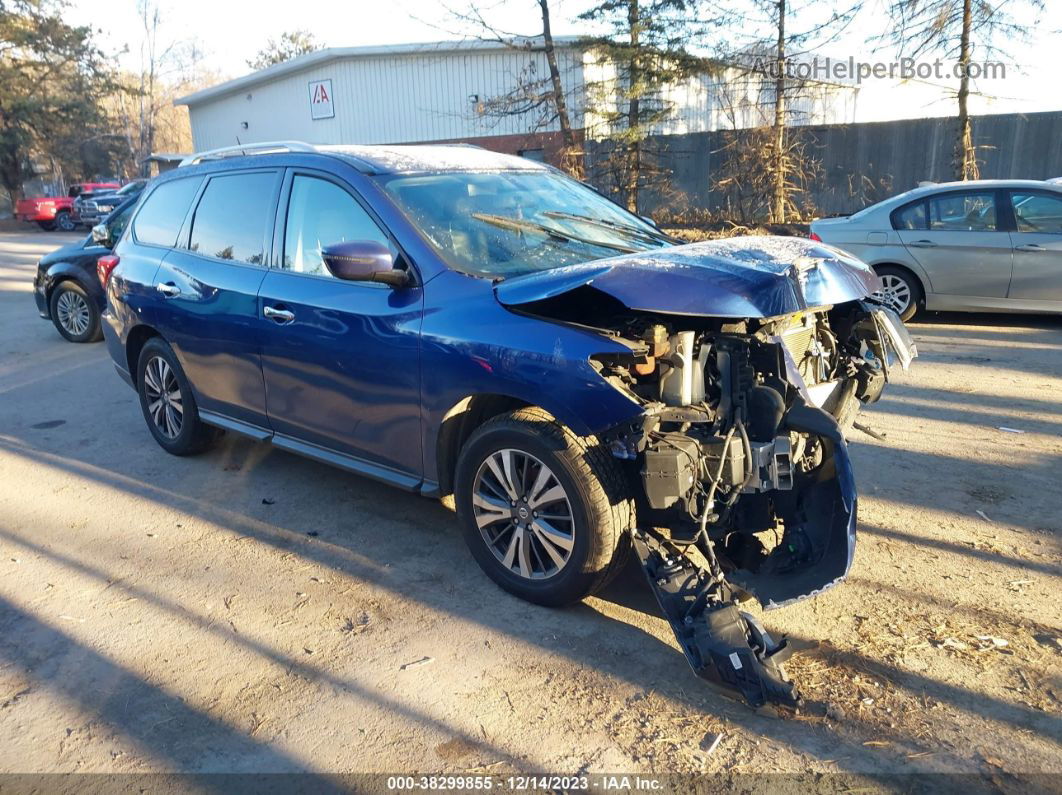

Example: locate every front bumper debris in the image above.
[632,529,799,708]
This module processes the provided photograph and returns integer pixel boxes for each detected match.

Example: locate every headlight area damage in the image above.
[496,237,917,708]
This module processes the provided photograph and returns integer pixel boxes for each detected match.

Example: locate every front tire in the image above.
[874,266,922,321]
[136,338,220,455]
[454,407,633,607]
[49,282,102,343]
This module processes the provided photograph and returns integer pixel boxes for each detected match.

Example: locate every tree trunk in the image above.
[626,0,641,213]
[539,0,582,178]
[770,0,787,224]
[954,0,978,180]
[4,185,21,213]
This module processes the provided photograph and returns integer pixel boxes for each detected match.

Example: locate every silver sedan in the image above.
[810,179,1062,320]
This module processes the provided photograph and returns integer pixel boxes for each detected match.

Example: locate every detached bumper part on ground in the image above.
[634,530,798,709]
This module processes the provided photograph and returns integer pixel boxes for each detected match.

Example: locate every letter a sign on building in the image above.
[308,79,335,120]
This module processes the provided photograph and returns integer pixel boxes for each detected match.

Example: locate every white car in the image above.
[810,179,1062,320]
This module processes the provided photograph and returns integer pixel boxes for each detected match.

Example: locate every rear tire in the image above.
[874,266,922,322]
[136,337,220,456]
[454,407,633,607]
[49,281,102,343]
[54,210,76,232]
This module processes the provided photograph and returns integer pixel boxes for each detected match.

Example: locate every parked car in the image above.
[15,181,120,231]
[33,197,135,342]
[810,179,1062,320]
[73,180,147,226]
[101,142,915,708]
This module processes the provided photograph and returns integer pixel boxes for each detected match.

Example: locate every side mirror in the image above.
[640,214,661,230]
[321,240,408,287]
[91,223,110,246]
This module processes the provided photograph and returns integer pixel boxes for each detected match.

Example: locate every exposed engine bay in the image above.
[518,287,917,707]
[592,300,914,597]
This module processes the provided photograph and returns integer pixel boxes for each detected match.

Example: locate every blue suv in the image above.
[102,142,915,707]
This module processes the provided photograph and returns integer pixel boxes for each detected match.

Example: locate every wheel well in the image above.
[46,274,74,303]
[872,262,925,297]
[435,394,531,496]
[125,325,161,384]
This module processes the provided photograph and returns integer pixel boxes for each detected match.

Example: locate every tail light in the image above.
[97,254,120,287]
[808,231,822,242]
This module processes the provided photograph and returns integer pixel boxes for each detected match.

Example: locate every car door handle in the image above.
[1015,243,1046,252]
[263,305,295,324]
[156,282,181,297]
[908,239,937,248]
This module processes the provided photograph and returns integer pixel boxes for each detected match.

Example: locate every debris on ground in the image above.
[400,656,435,670]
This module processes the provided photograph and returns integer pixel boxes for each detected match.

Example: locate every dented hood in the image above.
[493,236,880,318]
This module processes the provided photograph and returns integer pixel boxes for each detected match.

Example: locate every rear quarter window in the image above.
[891,200,927,230]
[133,177,202,247]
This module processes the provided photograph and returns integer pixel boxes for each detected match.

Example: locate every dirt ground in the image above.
[0,230,1059,787]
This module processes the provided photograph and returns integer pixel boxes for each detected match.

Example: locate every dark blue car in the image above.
[34,197,136,342]
[101,142,916,707]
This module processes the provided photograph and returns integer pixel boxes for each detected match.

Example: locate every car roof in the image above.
[842,179,1062,220]
[899,179,1062,199]
[321,144,549,175]
[174,141,548,176]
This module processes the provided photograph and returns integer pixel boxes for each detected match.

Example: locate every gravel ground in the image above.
[0,230,1059,786]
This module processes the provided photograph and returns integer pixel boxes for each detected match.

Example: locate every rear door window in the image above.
[1010,192,1062,234]
[132,177,202,247]
[928,192,997,231]
[189,172,277,265]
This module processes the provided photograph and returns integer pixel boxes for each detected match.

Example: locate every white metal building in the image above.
[176,38,861,154]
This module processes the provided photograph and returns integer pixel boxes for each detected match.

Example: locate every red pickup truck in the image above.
[15,182,120,231]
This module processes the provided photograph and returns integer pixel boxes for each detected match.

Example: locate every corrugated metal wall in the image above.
[187,48,860,151]
[187,47,587,151]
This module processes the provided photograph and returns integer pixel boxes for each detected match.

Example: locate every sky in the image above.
[64,0,1061,116]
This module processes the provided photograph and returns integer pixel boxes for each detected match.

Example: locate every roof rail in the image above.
[179,141,318,167]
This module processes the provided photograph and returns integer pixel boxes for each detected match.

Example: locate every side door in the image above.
[257,170,423,480]
[1005,189,1062,301]
[151,169,282,428]
[895,190,1012,297]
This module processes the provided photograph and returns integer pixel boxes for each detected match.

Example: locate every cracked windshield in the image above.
[381,170,672,278]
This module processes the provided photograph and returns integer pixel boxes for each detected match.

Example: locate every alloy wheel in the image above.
[55,290,91,337]
[874,273,912,315]
[472,448,575,580]
[143,356,183,439]
[56,212,76,232]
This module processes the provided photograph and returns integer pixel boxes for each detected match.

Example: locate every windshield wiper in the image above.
[542,210,677,245]
[471,212,638,253]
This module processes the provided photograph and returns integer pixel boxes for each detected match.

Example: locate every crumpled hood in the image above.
[494,236,880,318]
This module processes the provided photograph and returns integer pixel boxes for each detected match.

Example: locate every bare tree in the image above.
[709,0,860,222]
[116,1,199,173]
[101,1,216,175]
[884,0,1043,180]
[446,2,583,176]
[710,75,823,224]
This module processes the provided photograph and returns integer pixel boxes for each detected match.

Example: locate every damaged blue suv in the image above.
[102,142,915,708]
